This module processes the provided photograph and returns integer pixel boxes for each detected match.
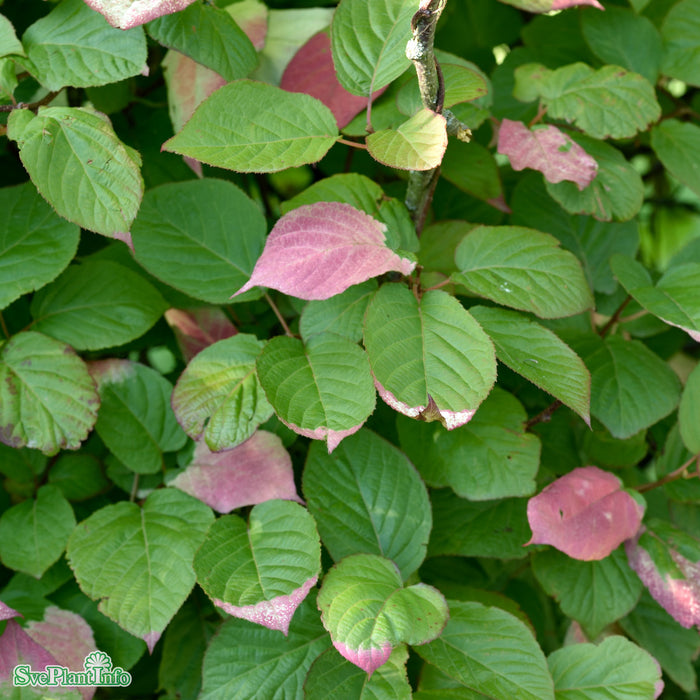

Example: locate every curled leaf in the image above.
[526,466,645,560]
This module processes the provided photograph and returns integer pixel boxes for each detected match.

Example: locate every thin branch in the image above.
[525,400,562,430]
[264,293,293,337]
[599,295,632,337]
[635,454,700,494]
[0,90,61,113]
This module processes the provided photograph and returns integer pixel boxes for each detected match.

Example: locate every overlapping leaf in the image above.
[0,182,79,310]
[163,80,339,173]
[165,307,238,363]
[172,334,272,452]
[234,202,415,300]
[611,254,700,342]
[660,0,700,86]
[84,0,198,29]
[364,285,496,429]
[256,334,376,452]
[651,120,700,200]
[453,225,593,318]
[67,489,214,651]
[680,364,700,454]
[194,500,320,634]
[132,179,266,304]
[415,601,555,700]
[91,360,187,475]
[0,14,23,57]
[7,107,143,239]
[172,431,300,512]
[317,554,448,674]
[303,429,431,580]
[498,119,597,190]
[22,0,147,90]
[330,0,414,97]
[526,466,645,561]
[0,332,99,455]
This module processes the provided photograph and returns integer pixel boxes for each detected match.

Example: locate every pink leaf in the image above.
[0,602,20,621]
[281,32,384,129]
[526,466,645,560]
[26,607,98,700]
[83,0,199,29]
[501,0,603,11]
[227,0,268,51]
[234,202,416,301]
[0,619,59,681]
[333,640,393,676]
[498,119,598,190]
[375,381,476,430]
[165,308,237,362]
[171,431,301,512]
[213,576,317,635]
[625,527,700,630]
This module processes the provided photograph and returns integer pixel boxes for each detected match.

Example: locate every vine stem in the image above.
[264,293,293,337]
[635,454,700,493]
[0,90,60,113]
[337,137,367,150]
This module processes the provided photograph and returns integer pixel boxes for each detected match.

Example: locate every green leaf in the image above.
[30,260,167,351]
[172,334,273,452]
[303,428,431,580]
[0,182,80,310]
[440,140,505,208]
[397,388,540,500]
[199,593,331,699]
[92,360,187,475]
[147,2,257,81]
[680,363,700,454]
[511,173,639,294]
[256,334,376,453]
[317,553,448,674]
[47,453,109,502]
[194,500,320,633]
[620,590,700,693]
[300,280,377,343]
[548,635,662,699]
[7,106,143,238]
[66,488,214,651]
[516,62,660,139]
[574,334,681,439]
[532,548,642,638]
[651,119,700,199]
[427,490,530,560]
[281,173,418,253]
[363,285,496,429]
[0,332,99,455]
[305,646,411,699]
[611,254,700,342]
[163,80,339,172]
[453,225,593,319]
[545,135,643,223]
[415,601,554,700]
[366,109,447,171]
[0,485,75,578]
[0,14,23,57]
[131,179,266,304]
[330,0,414,96]
[470,306,590,423]
[21,0,146,89]
[660,0,700,86]
[581,6,662,84]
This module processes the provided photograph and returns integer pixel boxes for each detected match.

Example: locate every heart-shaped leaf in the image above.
[0,332,99,455]
[256,334,376,452]
[194,500,320,635]
[171,431,301,513]
[234,202,415,300]
[67,488,214,651]
[526,466,645,561]
[172,334,273,452]
[364,284,496,429]
[317,553,448,674]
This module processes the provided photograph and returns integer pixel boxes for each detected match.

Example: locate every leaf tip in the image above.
[333,641,393,675]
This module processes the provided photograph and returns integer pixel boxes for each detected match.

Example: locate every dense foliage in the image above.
[0,0,699,697]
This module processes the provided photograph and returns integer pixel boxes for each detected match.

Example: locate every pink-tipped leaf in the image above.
[83,0,199,29]
[526,466,645,560]
[499,0,603,12]
[233,202,416,301]
[498,119,598,191]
